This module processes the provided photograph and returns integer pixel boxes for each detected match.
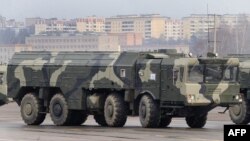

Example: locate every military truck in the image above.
[0,65,8,106]
[226,54,250,124]
[5,51,241,128]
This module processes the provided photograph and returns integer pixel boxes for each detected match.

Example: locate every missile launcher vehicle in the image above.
[2,50,241,128]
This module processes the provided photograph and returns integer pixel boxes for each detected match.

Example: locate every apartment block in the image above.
[0,15,6,28]
[105,14,167,39]
[165,19,183,40]
[35,20,77,35]
[76,17,105,32]
[108,33,143,46]
[182,14,221,39]
[5,19,25,28]
[25,33,120,51]
[25,17,44,27]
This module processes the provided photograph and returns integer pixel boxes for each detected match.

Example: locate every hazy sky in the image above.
[1,0,250,21]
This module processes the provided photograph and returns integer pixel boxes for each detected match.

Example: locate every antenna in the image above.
[207,5,220,55]
[213,14,217,53]
[207,4,210,52]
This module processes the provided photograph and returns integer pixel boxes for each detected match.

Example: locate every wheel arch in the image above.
[15,86,39,105]
[134,91,158,115]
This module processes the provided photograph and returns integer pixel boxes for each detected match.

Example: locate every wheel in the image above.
[104,93,127,127]
[229,95,250,124]
[158,115,172,128]
[68,110,88,126]
[139,95,160,128]
[49,94,72,126]
[186,113,207,128]
[94,114,108,126]
[20,93,46,125]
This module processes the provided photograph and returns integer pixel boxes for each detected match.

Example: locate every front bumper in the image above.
[183,83,241,106]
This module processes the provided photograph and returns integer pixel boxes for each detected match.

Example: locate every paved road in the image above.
[0,103,233,141]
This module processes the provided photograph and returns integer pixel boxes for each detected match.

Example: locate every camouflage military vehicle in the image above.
[5,51,241,128]
[0,65,8,106]
[226,54,250,124]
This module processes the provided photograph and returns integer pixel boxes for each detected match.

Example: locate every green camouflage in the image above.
[0,65,8,105]
[226,54,250,96]
[3,51,241,116]
[224,54,250,124]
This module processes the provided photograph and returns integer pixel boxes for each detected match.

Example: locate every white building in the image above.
[76,17,105,32]
[26,33,120,51]
[165,19,183,40]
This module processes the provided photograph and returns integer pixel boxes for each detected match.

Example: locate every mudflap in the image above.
[0,94,8,106]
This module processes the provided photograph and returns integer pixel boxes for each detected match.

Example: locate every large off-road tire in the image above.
[94,114,108,126]
[104,93,127,127]
[68,110,88,126]
[229,95,250,124]
[20,93,46,125]
[186,113,207,128]
[158,115,172,128]
[49,94,72,126]
[139,95,160,128]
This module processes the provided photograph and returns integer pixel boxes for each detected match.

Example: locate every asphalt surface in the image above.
[0,103,233,141]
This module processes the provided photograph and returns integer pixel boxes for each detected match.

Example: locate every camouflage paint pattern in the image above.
[0,65,8,105]
[5,51,241,110]
[160,57,240,106]
[226,54,250,91]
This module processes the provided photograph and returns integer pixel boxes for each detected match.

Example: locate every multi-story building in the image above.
[35,20,77,35]
[0,15,6,28]
[108,33,143,46]
[105,14,167,39]
[25,33,120,51]
[76,17,105,32]
[25,17,44,27]
[182,14,221,39]
[5,19,25,28]
[165,19,183,40]
[181,14,250,40]
[219,14,249,30]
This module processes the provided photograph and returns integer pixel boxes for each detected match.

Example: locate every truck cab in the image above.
[166,57,241,106]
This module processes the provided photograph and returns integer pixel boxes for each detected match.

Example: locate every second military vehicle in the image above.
[3,51,241,128]
[0,65,8,106]
[226,54,250,124]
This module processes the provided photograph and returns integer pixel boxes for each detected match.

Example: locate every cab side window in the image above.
[0,73,3,84]
[173,68,179,84]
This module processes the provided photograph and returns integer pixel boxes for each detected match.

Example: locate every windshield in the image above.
[188,64,238,83]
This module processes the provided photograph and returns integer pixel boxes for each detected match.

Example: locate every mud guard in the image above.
[0,94,8,106]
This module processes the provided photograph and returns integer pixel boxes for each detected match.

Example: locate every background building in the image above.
[76,17,105,32]
[0,15,6,28]
[0,44,32,64]
[25,33,120,51]
[35,20,77,35]
[165,19,183,40]
[25,17,44,27]
[105,14,167,39]
[182,14,221,40]
[108,33,143,46]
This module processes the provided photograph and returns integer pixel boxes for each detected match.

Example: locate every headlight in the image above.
[187,95,195,103]
[235,94,242,102]
[235,95,239,100]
